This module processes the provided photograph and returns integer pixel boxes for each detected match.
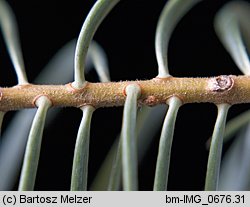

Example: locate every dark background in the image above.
[1,0,250,190]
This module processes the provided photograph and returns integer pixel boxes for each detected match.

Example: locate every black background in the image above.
[1,0,250,190]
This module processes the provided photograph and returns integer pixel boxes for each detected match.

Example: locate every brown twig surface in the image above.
[0,75,250,111]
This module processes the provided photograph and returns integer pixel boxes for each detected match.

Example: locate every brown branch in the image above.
[0,75,250,111]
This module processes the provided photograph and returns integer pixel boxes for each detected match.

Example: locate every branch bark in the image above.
[0,75,249,111]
